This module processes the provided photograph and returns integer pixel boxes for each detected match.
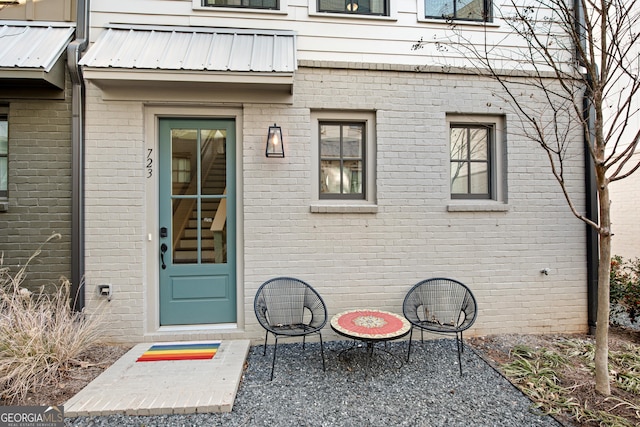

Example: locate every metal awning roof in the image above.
[79,24,297,91]
[0,21,75,90]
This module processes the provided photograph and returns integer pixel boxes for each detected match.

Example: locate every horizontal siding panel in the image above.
[92,0,195,17]
[88,0,571,69]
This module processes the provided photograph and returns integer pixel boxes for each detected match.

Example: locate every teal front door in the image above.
[159,118,236,325]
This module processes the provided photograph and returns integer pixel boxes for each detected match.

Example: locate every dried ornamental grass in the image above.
[503,345,580,416]
[0,234,105,403]
[502,338,640,427]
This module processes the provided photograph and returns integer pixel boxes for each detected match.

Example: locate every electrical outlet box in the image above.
[97,283,112,301]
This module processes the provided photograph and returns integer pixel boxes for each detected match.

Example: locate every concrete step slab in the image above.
[64,339,250,417]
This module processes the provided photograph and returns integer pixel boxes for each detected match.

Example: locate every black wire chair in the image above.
[254,277,327,380]
[403,277,478,375]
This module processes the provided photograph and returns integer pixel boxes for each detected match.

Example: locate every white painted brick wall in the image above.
[610,150,640,259]
[83,65,588,343]
[84,92,146,340]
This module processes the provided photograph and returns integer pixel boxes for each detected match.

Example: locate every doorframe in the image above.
[143,105,245,336]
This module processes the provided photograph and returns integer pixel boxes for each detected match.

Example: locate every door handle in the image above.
[160,243,168,270]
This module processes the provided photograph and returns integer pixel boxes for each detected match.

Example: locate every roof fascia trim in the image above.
[82,68,294,85]
[1,20,76,28]
[0,54,66,89]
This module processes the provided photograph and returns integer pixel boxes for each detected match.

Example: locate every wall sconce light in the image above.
[265,123,285,158]
[346,0,358,11]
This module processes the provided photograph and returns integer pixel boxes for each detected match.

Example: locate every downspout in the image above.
[575,0,599,335]
[67,0,90,312]
[584,90,599,336]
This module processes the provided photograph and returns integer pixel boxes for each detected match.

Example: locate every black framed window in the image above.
[425,0,491,22]
[0,115,7,199]
[202,0,278,10]
[319,122,365,199]
[450,124,493,199]
[318,0,389,16]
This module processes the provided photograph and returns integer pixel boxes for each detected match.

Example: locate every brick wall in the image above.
[83,92,146,338]
[610,150,640,259]
[83,65,589,343]
[0,75,72,291]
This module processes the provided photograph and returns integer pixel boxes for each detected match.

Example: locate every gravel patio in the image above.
[65,338,564,427]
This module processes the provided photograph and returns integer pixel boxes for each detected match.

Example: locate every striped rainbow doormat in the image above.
[136,341,221,362]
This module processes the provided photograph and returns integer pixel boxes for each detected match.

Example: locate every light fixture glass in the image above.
[265,123,285,158]
[346,0,358,11]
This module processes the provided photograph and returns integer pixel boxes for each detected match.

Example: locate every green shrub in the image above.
[610,255,640,323]
[0,234,105,403]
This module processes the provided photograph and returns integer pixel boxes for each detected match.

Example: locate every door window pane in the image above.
[172,198,198,264]
[201,129,227,196]
[171,129,197,196]
[205,199,227,264]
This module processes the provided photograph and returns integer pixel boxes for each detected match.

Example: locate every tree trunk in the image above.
[595,181,611,396]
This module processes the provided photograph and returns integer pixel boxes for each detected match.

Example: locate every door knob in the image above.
[160,243,168,270]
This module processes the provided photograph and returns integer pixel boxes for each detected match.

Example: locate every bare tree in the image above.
[414,0,640,395]
[0,1,19,12]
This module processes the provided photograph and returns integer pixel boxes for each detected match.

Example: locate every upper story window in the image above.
[0,114,7,199]
[317,0,389,16]
[202,0,278,10]
[426,0,492,22]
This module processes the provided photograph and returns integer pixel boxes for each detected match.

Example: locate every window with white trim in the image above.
[311,111,377,212]
[202,0,278,10]
[0,113,7,200]
[448,115,505,202]
[317,0,389,16]
[425,0,492,22]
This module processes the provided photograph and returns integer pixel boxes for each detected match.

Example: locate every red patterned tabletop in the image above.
[330,309,411,341]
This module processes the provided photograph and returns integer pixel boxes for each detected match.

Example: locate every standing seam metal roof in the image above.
[0,22,76,71]
[79,25,297,73]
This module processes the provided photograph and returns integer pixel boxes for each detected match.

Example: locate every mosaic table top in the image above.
[330,309,411,341]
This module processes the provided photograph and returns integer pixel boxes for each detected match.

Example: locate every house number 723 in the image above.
[146,149,153,178]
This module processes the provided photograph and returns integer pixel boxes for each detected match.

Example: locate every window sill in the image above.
[310,203,378,213]
[192,5,288,15]
[308,11,397,21]
[417,17,499,28]
[447,203,509,212]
